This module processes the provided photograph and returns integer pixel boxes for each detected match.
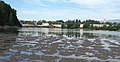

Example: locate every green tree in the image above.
[90,24,94,30]
[117,23,120,30]
[61,23,67,28]
[83,23,90,28]
[37,21,42,25]
[0,1,22,27]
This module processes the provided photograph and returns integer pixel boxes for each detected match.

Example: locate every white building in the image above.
[80,24,84,28]
[52,24,62,28]
[93,24,109,27]
[41,23,49,26]
[22,24,34,26]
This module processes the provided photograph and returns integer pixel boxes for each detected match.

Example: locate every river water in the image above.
[0,28,120,62]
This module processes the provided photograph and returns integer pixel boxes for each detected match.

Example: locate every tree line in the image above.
[20,19,120,31]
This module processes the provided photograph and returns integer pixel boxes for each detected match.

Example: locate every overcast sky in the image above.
[4,0,120,21]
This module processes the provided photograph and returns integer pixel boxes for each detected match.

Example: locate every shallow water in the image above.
[0,28,120,62]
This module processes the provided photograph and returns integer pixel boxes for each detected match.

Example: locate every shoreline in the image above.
[0,26,19,33]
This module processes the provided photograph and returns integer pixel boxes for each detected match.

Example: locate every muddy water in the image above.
[0,28,120,62]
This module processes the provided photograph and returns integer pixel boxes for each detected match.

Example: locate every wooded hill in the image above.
[0,0,22,27]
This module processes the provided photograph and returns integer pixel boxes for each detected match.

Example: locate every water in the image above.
[0,28,120,62]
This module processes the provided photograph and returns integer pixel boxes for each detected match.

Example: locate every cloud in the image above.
[22,0,48,7]
[21,0,120,10]
[69,0,104,5]
[17,8,74,20]
[15,0,120,21]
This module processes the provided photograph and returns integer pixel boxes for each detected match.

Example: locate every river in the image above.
[0,28,120,62]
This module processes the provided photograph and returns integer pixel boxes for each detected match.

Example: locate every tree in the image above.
[102,25,107,30]
[117,23,120,30]
[37,21,42,25]
[61,23,67,28]
[56,20,64,23]
[83,23,90,28]
[0,1,22,27]
[90,24,94,30]
[65,20,80,29]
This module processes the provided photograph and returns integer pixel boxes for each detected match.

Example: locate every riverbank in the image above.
[0,26,19,33]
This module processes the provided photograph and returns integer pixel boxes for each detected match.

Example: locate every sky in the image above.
[4,0,120,21]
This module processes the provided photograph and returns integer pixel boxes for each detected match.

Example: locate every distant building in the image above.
[92,24,109,27]
[80,24,84,28]
[41,23,49,26]
[80,24,109,28]
[22,24,34,27]
[52,24,62,28]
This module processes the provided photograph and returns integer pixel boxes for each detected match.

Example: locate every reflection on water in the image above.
[19,28,120,39]
[0,28,120,62]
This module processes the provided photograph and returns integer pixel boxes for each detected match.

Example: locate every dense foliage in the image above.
[0,1,22,27]
[65,19,81,29]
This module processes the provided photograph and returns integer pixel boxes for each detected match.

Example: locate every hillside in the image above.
[0,0,22,27]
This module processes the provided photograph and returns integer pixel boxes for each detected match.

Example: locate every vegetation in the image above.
[0,0,22,27]
[20,19,120,31]
[0,26,18,33]
[20,20,36,25]
[65,19,81,29]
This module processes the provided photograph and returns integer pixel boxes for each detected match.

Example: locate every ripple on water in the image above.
[0,32,120,62]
